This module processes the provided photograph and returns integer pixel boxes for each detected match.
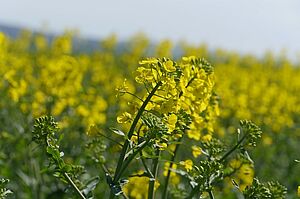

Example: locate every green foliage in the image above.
[85,137,107,164]
[0,178,12,199]
[192,160,224,195]
[201,138,225,158]
[239,120,262,147]
[166,120,285,199]
[32,116,59,147]
[243,178,287,199]
[141,112,168,139]
[33,116,82,182]
[32,116,98,199]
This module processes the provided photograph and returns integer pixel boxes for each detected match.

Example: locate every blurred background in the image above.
[1,0,300,60]
[1,1,300,198]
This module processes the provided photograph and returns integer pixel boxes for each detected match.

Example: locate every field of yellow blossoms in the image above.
[0,31,300,198]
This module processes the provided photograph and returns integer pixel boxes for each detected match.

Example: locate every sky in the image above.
[0,0,300,59]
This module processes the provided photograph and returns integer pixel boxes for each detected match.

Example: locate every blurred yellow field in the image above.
[1,31,300,198]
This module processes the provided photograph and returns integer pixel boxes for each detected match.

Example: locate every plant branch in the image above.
[98,130,123,147]
[122,91,144,102]
[162,137,182,199]
[140,152,154,178]
[208,189,215,199]
[116,139,150,181]
[148,149,160,199]
[219,131,248,162]
[63,172,86,199]
[113,82,162,184]
[185,184,200,199]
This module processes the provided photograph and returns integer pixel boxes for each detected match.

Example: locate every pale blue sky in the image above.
[1,0,300,58]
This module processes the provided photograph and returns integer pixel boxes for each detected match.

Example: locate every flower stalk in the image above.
[148,149,160,199]
[109,82,162,198]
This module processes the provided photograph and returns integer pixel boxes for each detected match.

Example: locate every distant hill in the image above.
[0,23,23,38]
[0,23,182,56]
[0,23,103,52]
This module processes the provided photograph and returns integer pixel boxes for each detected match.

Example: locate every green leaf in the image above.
[63,164,72,173]
[82,176,100,197]
[46,146,60,160]
[110,128,125,136]
[0,178,13,198]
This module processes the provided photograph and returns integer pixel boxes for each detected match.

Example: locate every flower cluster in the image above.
[117,57,217,150]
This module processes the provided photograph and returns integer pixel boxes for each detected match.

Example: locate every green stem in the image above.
[63,172,86,199]
[109,192,114,199]
[185,184,200,199]
[140,152,154,178]
[123,91,144,102]
[137,124,153,178]
[161,67,196,199]
[162,137,182,199]
[219,132,248,162]
[112,82,161,185]
[148,149,160,199]
[108,141,151,199]
[98,130,123,147]
[116,140,150,181]
[208,190,215,199]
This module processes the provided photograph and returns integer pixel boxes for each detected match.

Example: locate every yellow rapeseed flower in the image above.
[87,124,99,137]
[52,100,67,116]
[182,56,196,62]
[167,113,177,133]
[123,171,160,199]
[163,60,176,72]
[135,67,154,83]
[237,164,254,190]
[163,162,180,185]
[76,105,90,117]
[180,159,193,172]
[191,146,202,158]
[158,142,168,150]
[202,134,212,142]
[139,58,159,65]
[117,112,133,123]
[187,123,201,141]
[187,130,201,141]
[229,159,241,169]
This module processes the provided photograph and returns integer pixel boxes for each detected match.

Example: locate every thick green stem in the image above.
[162,137,182,199]
[148,149,160,199]
[113,82,161,183]
[140,152,154,178]
[185,184,200,199]
[110,82,161,198]
[63,172,86,199]
[116,140,150,181]
[208,190,215,199]
[109,192,114,199]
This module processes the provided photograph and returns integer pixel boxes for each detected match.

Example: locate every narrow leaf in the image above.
[110,128,125,136]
